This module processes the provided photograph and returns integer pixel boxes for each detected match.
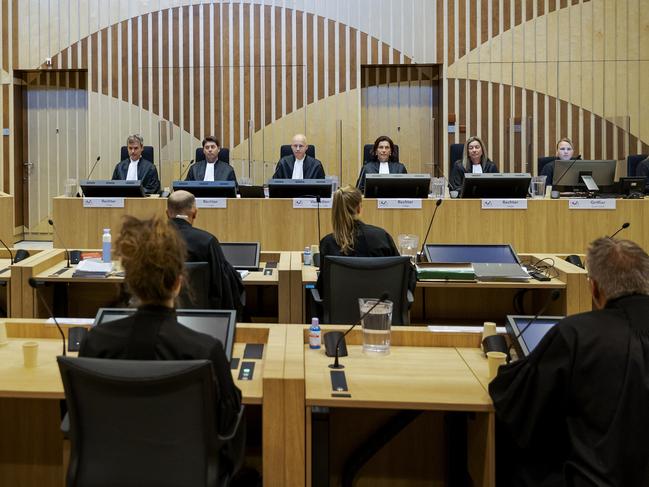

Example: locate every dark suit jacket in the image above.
[449,159,498,191]
[637,158,649,192]
[170,218,245,318]
[79,304,244,478]
[355,161,408,191]
[272,154,325,179]
[186,160,237,183]
[111,158,160,194]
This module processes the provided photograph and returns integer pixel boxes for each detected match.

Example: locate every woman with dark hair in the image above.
[79,215,245,483]
[449,136,498,192]
[356,135,408,192]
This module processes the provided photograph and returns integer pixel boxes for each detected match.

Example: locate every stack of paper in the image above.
[72,259,113,278]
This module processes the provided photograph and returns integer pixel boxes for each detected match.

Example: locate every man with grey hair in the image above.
[489,237,649,486]
[167,190,244,316]
[272,133,325,179]
[111,134,160,194]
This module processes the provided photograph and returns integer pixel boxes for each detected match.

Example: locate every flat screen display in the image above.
[220,242,261,270]
[424,244,521,264]
[506,315,563,357]
[93,308,237,360]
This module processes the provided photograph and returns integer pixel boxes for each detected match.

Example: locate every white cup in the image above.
[487,351,507,380]
[23,341,39,368]
[481,322,497,351]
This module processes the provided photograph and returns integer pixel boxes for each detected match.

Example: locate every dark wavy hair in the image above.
[371,135,398,162]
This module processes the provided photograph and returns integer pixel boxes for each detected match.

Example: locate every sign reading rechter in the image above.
[83,198,125,208]
[481,199,528,210]
[376,199,422,209]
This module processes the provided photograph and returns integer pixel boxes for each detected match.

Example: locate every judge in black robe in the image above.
[355,161,408,192]
[272,154,325,179]
[79,304,244,479]
[111,158,160,195]
[186,159,237,183]
[448,159,498,192]
[489,237,649,487]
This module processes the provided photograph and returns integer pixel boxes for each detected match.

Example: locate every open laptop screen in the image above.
[506,315,563,357]
[221,242,261,270]
[93,308,237,361]
[424,244,521,264]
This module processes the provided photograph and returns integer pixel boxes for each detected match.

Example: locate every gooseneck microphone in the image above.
[329,292,390,370]
[28,277,66,356]
[179,159,195,180]
[609,222,630,239]
[0,237,14,264]
[48,219,71,268]
[86,155,101,180]
[418,198,443,263]
[507,289,561,357]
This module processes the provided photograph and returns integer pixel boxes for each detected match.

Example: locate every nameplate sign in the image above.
[376,199,423,209]
[292,198,333,209]
[481,199,528,210]
[196,198,227,208]
[568,199,616,210]
[83,198,124,208]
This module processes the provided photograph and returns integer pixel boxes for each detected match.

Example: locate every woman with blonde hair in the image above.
[449,136,498,192]
[540,137,580,185]
[79,215,245,483]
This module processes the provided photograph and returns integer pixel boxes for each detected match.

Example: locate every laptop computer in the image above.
[505,314,564,357]
[93,308,237,361]
[473,262,530,282]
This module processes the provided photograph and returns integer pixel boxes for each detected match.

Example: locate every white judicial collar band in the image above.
[203,161,216,181]
[481,199,528,209]
[378,162,390,174]
[126,159,139,180]
[292,158,305,179]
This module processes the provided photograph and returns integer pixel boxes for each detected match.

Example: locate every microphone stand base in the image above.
[328,363,345,369]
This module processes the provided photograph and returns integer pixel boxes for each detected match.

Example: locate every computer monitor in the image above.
[506,314,564,358]
[172,180,237,198]
[93,308,237,361]
[267,179,333,198]
[552,160,616,191]
[220,242,261,270]
[363,174,431,198]
[424,244,522,264]
[80,179,146,197]
[460,173,531,198]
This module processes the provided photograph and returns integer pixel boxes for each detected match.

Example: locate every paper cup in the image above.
[481,322,497,350]
[487,351,507,380]
[23,341,39,368]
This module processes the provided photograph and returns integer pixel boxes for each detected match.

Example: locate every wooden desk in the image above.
[0,193,13,245]
[283,325,494,487]
[0,320,288,487]
[296,253,589,325]
[53,196,649,252]
[17,249,292,322]
[0,248,47,318]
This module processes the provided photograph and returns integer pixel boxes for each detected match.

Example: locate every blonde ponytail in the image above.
[332,186,362,254]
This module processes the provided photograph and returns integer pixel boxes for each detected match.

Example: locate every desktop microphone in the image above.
[48,219,71,268]
[0,237,14,264]
[327,292,390,370]
[86,155,101,180]
[609,222,630,239]
[417,198,443,263]
[28,277,66,356]
[179,159,195,180]
[506,289,561,358]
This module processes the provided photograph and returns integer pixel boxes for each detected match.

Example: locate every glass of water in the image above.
[397,234,419,264]
[359,298,393,355]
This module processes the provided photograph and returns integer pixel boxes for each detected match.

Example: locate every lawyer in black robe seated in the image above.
[111,134,160,194]
[167,190,245,318]
[186,136,237,183]
[356,135,408,192]
[79,215,244,482]
[272,133,325,179]
[317,185,415,295]
[489,237,649,487]
[448,136,498,192]
[540,137,580,186]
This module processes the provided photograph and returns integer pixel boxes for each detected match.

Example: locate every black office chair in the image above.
[195,147,231,164]
[312,255,414,325]
[627,154,648,177]
[120,145,155,163]
[449,143,464,172]
[362,143,400,163]
[280,144,316,159]
[537,156,556,175]
[177,262,211,309]
[58,356,244,487]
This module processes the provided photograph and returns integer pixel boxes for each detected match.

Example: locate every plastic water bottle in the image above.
[309,317,321,349]
[304,246,313,266]
[102,228,112,263]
